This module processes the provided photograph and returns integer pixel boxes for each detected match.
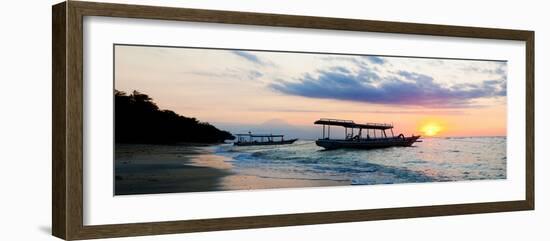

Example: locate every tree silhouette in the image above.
[115,90,234,144]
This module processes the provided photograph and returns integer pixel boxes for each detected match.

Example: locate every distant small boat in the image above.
[234,132,298,146]
[314,118,420,150]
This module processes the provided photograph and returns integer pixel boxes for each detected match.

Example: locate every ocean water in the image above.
[214,137,506,185]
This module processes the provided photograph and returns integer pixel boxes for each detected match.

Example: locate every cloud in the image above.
[188,68,263,81]
[462,62,507,77]
[232,51,273,67]
[233,51,261,63]
[321,55,386,66]
[363,56,386,65]
[270,65,506,108]
[246,107,464,115]
[363,110,465,115]
[247,70,263,79]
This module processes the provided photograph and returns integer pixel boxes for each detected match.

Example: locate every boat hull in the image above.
[316,136,420,150]
[234,138,298,146]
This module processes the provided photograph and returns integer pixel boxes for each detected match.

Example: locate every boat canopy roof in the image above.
[235,133,284,137]
[314,118,393,130]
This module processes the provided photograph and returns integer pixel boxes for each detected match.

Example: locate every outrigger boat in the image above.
[234,132,298,146]
[314,118,421,150]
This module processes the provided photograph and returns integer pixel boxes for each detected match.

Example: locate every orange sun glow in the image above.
[419,122,443,137]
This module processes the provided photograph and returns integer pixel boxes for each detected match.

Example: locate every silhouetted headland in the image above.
[115,90,234,144]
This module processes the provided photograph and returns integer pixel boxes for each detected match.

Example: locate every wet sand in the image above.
[115,144,231,195]
[115,144,345,195]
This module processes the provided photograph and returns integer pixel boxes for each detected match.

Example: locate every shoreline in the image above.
[115,143,345,195]
[115,144,231,195]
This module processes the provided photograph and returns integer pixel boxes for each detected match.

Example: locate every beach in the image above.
[115,137,506,195]
[115,144,346,195]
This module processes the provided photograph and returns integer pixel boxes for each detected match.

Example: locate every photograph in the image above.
[113,45,507,195]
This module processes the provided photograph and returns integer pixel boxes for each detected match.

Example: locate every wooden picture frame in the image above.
[52,1,534,240]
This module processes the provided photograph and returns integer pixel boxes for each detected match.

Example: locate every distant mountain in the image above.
[115,90,234,144]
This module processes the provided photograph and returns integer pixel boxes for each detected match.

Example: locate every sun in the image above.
[420,122,443,137]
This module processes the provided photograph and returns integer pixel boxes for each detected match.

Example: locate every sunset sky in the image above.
[114,45,507,139]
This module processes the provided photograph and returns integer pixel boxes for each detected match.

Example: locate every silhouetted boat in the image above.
[314,118,420,150]
[234,132,298,146]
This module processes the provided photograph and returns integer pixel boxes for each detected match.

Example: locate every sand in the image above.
[115,144,229,195]
[115,143,345,195]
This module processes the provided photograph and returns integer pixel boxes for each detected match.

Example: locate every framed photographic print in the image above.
[52,1,534,240]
